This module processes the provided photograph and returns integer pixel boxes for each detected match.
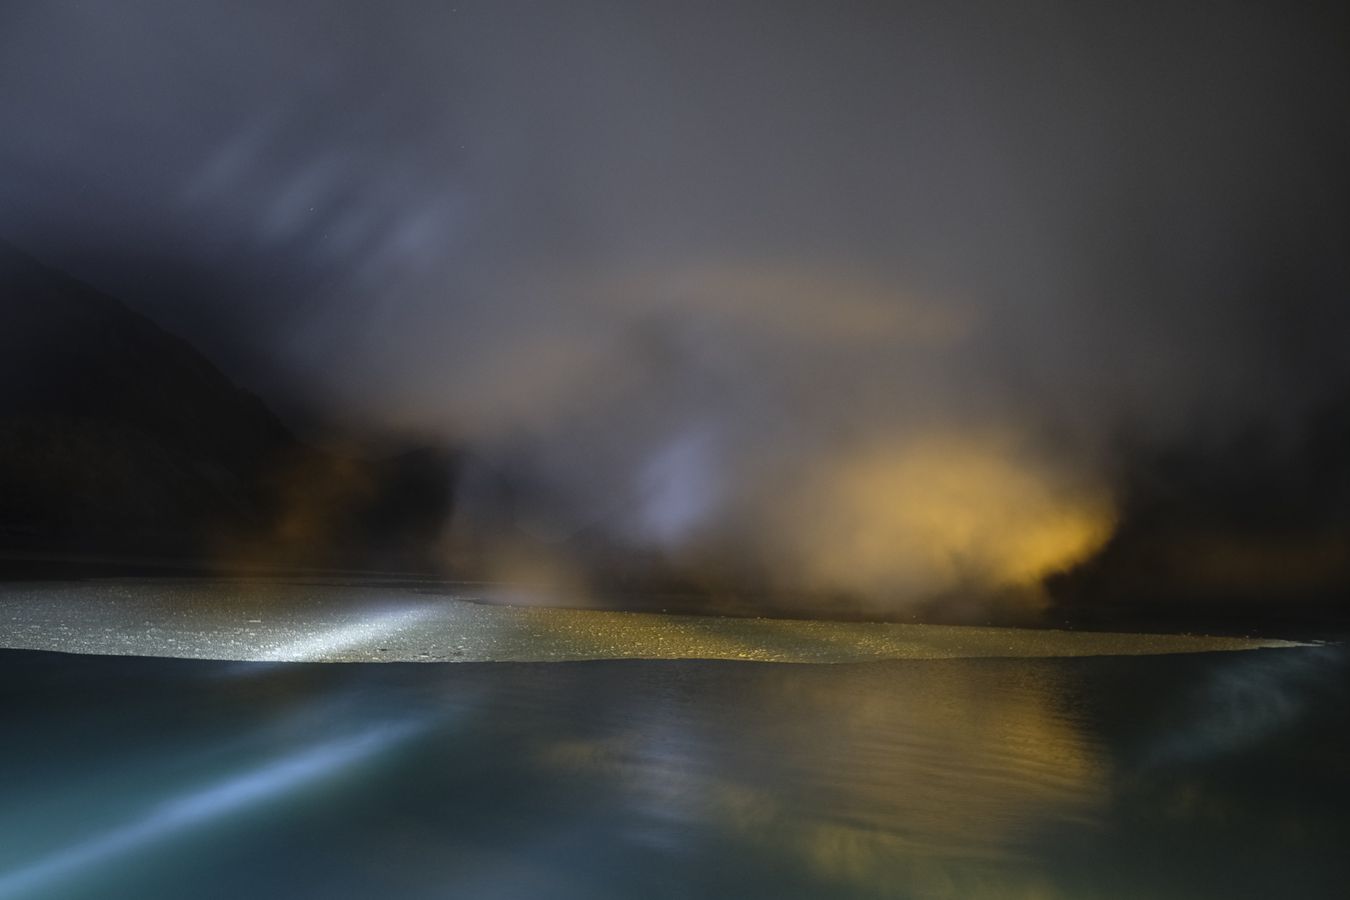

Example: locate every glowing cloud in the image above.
[767,429,1115,607]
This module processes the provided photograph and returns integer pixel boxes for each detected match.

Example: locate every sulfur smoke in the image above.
[3,1,1348,613]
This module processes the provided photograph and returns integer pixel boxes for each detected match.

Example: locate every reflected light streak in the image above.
[0,720,426,899]
[259,604,439,662]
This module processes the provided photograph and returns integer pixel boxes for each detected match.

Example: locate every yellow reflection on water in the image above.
[534,660,1110,898]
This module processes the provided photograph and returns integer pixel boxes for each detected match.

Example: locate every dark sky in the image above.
[3,0,1349,603]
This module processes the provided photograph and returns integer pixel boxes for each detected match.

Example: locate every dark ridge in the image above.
[0,240,455,572]
[1048,394,1350,634]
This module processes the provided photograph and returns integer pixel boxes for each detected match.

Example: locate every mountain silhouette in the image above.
[0,240,453,572]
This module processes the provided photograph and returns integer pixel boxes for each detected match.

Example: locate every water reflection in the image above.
[0,647,1345,898]
[531,662,1107,897]
[1140,645,1345,767]
[0,720,427,898]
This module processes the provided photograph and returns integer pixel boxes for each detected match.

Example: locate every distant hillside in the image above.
[1047,403,1350,631]
[0,240,454,571]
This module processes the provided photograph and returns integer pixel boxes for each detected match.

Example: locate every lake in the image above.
[1,642,1346,898]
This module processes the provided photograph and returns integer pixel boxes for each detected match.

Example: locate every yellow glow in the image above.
[775,430,1115,604]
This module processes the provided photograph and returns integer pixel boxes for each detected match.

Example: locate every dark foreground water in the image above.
[1,647,1346,899]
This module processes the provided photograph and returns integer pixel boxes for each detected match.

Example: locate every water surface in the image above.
[1,645,1345,898]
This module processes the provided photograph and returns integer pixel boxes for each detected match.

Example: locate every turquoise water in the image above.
[1,646,1346,898]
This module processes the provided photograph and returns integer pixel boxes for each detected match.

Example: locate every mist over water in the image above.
[3,1,1349,613]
